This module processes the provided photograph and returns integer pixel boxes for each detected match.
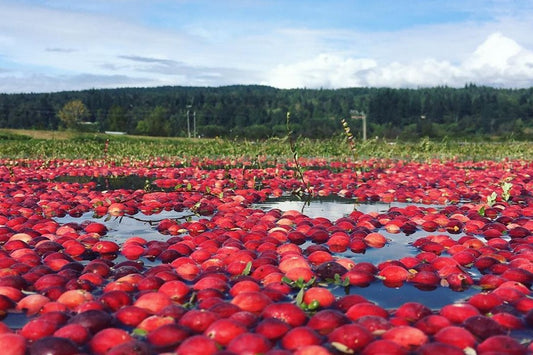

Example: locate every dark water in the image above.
[55,175,150,191]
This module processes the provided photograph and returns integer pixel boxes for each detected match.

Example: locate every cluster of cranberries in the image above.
[0,157,532,354]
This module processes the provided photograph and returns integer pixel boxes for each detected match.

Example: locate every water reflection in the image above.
[55,209,192,243]
[255,195,444,221]
[341,281,478,310]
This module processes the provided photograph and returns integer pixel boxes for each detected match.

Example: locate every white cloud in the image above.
[461,32,533,86]
[263,54,377,88]
[264,33,533,88]
[468,32,523,69]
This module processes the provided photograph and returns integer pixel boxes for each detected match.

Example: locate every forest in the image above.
[0,84,532,140]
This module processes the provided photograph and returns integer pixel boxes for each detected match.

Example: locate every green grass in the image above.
[0,129,531,162]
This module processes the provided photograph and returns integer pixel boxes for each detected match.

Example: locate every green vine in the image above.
[286,112,310,196]
[341,118,357,158]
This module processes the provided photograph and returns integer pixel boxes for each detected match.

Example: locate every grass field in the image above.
[0,128,531,162]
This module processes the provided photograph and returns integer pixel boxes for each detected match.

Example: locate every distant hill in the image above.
[1,84,532,139]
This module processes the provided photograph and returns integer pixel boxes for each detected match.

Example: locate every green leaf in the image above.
[294,277,305,289]
[307,300,320,311]
[241,261,252,276]
[501,181,513,201]
[342,276,350,287]
[486,191,497,207]
[281,276,294,286]
[295,287,305,307]
[132,328,148,337]
[304,277,316,288]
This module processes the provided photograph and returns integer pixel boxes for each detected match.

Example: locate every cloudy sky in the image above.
[1,0,533,93]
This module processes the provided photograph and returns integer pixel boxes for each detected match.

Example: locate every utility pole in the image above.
[351,110,367,141]
[186,105,192,138]
[193,111,196,138]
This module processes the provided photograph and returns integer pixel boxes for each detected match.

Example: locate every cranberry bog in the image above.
[1,139,533,353]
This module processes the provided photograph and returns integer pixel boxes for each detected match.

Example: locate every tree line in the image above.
[0,84,532,140]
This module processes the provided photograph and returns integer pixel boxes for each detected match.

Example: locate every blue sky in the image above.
[1,0,533,93]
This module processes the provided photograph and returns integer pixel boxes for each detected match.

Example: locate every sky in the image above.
[1,0,533,93]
